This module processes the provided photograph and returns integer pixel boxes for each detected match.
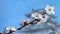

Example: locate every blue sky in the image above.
[0,0,60,33]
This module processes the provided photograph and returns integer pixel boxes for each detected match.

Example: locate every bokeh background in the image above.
[0,0,60,33]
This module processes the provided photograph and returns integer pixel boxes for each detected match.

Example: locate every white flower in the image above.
[31,12,43,19]
[45,5,55,15]
[6,26,16,31]
[37,14,48,25]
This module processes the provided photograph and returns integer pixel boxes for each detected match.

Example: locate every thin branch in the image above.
[17,19,40,30]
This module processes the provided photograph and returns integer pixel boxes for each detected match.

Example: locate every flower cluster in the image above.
[30,5,55,25]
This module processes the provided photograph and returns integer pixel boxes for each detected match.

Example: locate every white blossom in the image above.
[37,14,48,25]
[45,5,55,15]
[6,26,16,31]
[31,12,43,19]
